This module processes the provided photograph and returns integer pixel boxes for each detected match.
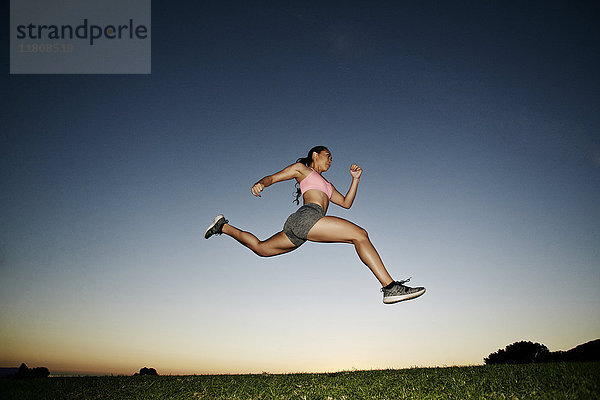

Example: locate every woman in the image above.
[204,146,425,304]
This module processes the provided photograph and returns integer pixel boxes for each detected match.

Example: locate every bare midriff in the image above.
[302,191,329,213]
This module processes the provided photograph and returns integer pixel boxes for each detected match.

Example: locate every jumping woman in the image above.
[204,146,426,304]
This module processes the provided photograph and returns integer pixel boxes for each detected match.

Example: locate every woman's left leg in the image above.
[222,223,298,257]
[306,216,394,286]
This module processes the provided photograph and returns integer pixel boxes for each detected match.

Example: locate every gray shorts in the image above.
[283,203,325,247]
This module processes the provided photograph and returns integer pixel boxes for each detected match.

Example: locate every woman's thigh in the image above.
[258,231,299,257]
[306,216,365,244]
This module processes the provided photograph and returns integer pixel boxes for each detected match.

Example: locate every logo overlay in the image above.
[10,0,151,74]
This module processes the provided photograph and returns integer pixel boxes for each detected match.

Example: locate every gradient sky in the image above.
[1,1,599,375]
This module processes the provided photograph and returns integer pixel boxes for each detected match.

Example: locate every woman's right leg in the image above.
[306,216,394,286]
[222,223,298,257]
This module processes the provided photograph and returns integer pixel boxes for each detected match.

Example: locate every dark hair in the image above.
[294,146,329,204]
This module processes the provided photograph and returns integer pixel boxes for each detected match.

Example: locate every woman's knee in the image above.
[253,243,271,257]
[254,240,291,257]
[352,226,369,243]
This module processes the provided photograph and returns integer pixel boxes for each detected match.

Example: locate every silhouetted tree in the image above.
[17,363,28,377]
[486,339,600,365]
[134,367,158,376]
[485,341,549,365]
[13,363,50,378]
[31,367,50,378]
[563,339,600,362]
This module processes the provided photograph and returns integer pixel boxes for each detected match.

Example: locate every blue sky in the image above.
[1,1,599,374]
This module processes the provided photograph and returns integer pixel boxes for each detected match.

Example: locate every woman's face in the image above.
[313,149,332,171]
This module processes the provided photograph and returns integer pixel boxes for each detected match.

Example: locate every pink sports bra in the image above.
[300,169,333,199]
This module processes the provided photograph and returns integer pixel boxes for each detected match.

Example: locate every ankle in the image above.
[383,281,395,289]
[221,223,230,234]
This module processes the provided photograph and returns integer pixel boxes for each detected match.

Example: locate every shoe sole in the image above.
[204,214,225,239]
[383,287,426,304]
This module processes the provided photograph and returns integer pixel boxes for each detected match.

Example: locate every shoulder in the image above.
[285,162,311,175]
[291,163,312,178]
[269,163,308,183]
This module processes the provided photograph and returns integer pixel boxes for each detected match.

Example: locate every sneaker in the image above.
[204,214,228,239]
[381,278,426,304]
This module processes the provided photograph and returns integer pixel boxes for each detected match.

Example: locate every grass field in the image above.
[1,362,598,399]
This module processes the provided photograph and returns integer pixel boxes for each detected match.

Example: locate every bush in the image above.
[12,363,50,379]
[134,367,158,376]
[485,341,549,365]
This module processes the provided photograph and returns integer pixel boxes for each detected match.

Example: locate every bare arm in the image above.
[251,163,304,197]
[330,164,362,209]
